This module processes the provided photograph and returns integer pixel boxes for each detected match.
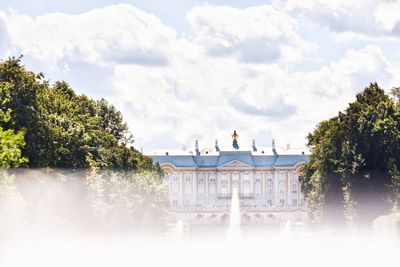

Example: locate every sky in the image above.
[1,0,400,152]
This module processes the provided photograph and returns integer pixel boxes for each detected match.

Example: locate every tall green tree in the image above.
[0,57,161,173]
[0,80,28,168]
[302,83,400,228]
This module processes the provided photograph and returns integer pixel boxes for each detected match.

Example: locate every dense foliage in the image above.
[0,57,168,231]
[301,83,400,228]
[0,57,160,172]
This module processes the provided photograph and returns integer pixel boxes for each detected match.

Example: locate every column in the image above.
[228,172,232,194]
[206,172,209,205]
[262,172,266,204]
[286,172,290,209]
[192,172,197,207]
[274,171,279,206]
[179,172,184,207]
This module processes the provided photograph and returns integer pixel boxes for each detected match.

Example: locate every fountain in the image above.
[282,220,291,236]
[166,219,187,240]
[227,188,241,241]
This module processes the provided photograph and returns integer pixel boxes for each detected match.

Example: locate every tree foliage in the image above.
[301,83,400,228]
[0,78,28,168]
[0,57,160,172]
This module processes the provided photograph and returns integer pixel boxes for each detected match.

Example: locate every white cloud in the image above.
[3,4,176,68]
[187,4,314,64]
[0,11,11,54]
[291,45,398,125]
[284,0,400,38]
[374,1,400,33]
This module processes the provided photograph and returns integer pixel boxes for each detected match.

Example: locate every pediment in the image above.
[220,160,251,168]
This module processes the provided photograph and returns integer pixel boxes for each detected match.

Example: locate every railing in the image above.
[171,206,304,213]
[217,193,255,199]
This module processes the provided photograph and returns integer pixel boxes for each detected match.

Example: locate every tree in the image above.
[0,57,49,167]
[0,80,28,168]
[302,83,400,228]
[0,57,161,172]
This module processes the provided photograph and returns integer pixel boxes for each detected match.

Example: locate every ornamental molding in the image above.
[219,160,252,168]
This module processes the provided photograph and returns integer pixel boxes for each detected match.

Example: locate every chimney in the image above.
[252,139,257,152]
[195,140,200,156]
[215,139,220,152]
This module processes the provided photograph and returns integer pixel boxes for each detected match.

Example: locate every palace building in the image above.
[148,131,309,224]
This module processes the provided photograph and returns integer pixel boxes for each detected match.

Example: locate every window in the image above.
[185,175,192,182]
[172,199,178,207]
[185,183,192,194]
[279,183,286,194]
[164,173,169,181]
[221,173,228,181]
[255,182,261,194]
[198,183,205,195]
[243,181,250,194]
[172,185,179,195]
[184,199,191,207]
[291,183,298,194]
[198,178,204,183]
[266,183,273,195]
[266,199,273,206]
[292,199,298,206]
[172,175,178,182]
[279,199,285,206]
[232,180,239,190]
[221,182,228,194]
[209,183,216,194]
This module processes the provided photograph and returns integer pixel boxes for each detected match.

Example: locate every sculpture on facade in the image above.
[232,130,239,149]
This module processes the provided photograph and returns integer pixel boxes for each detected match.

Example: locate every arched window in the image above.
[221,182,228,194]
[209,182,216,195]
[221,173,228,181]
[198,182,205,195]
[185,181,192,194]
[266,183,273,195]
[233,181,239,191]
[172,184,179,195]
[255,182,261,194]
[291,183,298,194]
[243,181,250,195]
[279,183,286,195]
[164,173,170,181]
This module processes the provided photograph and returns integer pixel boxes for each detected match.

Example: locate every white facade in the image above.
[151,144,308,224]
[163,168,304,213]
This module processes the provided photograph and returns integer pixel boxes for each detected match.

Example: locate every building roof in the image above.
[148,147,309,169]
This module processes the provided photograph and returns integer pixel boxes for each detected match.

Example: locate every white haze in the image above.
[1,170,399,267]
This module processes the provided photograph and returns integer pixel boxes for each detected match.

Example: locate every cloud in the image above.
[3,4,175,67]
[187,4,314,64]
[374,1,400,34]
[284,0,400,38]
[290,45,398,125]
[230,95,296,119]
[0,11,10,54]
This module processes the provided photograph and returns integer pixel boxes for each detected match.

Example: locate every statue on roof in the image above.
[232,130,239,149]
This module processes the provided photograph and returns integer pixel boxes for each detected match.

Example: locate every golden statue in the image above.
[232,130,239,149]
